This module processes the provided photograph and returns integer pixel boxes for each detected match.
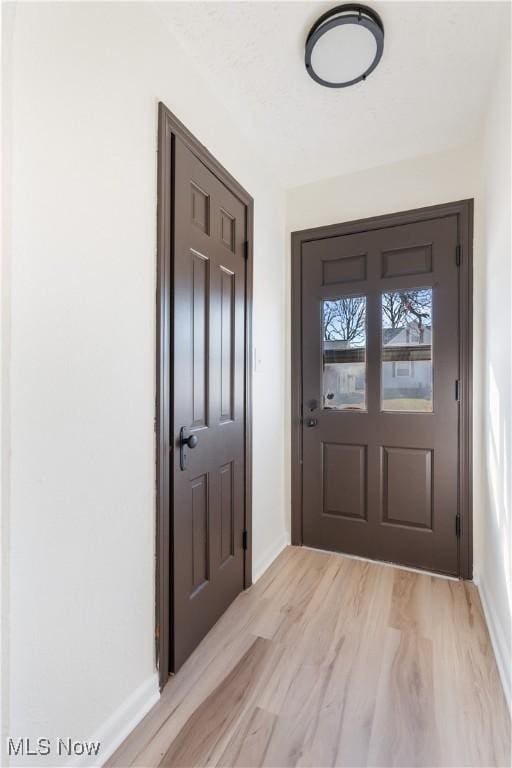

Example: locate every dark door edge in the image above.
[290,199,474,580]
[156,101,254,691]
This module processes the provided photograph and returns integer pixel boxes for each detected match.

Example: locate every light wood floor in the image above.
[108,546,511,768]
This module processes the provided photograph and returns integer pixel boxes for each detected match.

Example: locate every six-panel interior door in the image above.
[172,136,246,671]
[301,215,460,575]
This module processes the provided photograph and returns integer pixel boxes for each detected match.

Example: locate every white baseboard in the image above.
[475,572,511,714]
[68,673,159,768]
[252,532,290,583]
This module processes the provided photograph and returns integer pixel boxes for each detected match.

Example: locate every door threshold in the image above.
[302,545,460,582]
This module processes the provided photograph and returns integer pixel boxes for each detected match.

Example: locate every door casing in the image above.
[156,102,254,689]
[291,200,473,579]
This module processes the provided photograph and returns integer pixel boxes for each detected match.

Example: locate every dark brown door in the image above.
[301,215,460,575]
[172,137,247,670]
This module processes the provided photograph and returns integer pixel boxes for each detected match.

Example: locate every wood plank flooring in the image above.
[108,547,511,768]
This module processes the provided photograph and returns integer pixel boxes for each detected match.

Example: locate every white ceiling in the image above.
[155,1,509,188]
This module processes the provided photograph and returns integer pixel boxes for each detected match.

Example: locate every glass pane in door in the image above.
[381,288,433,412]
[322,296,366,410]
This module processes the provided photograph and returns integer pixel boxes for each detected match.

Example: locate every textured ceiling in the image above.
[154,1,509,188]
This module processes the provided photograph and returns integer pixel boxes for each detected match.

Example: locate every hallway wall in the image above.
[2,3,288,764]
[475,42,511,709]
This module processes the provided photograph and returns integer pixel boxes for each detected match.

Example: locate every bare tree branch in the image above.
[324,297,366,345]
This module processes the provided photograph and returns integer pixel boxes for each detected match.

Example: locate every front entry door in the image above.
[172,136,248,670]
[300,214,462,575]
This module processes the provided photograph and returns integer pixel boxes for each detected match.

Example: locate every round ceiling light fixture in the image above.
[305,4,384,88]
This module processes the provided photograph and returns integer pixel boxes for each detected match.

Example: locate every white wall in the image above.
[475,43,511,709]
[2,2,287,764]
[287,142,481,232]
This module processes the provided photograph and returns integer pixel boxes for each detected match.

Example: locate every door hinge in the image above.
[455,513,461,538]
[244,240,249,260]
[155,622,160,640]
[455,244,462,266]
[455,379,460,401]
[242,529,248,550]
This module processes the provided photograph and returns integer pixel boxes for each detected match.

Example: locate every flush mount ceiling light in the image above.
[305,4,384,88]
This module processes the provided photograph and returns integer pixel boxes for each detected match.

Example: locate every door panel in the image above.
[173,137,246,670]
[323,443,367,520]
[191,250,208,427]
[220,267,235,422]
[301,215,460,575]
[381,446,432,528]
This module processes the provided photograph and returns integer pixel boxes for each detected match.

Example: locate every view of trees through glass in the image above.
[381,288,433,411]
[321,289,433,412]
[322,296,367,410]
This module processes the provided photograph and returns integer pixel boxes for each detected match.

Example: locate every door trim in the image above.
[156,102,254,689]
[291,199,473,579]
